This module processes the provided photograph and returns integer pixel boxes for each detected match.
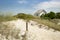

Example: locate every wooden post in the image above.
[25,20,28,40]
[22,20,29,40]
[26,21,28,31]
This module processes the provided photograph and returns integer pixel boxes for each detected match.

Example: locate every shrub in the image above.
[15,13,35,20]
[41,11,56,19]
[56,12,60,19]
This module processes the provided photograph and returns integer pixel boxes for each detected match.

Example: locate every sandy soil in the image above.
[0,19,60,40]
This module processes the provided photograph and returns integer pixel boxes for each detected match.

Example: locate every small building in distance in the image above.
[34,9,47,17]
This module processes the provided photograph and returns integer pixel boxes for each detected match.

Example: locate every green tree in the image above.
[41,11,56,19]
[56,12,60,19]
[47,11,55,19]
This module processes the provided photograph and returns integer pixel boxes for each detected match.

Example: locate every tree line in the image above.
[41,11,60,19]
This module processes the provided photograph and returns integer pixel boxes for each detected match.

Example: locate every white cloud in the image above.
[18,0,28,4]
[33,1,60,12]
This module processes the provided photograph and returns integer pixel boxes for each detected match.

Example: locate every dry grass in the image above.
[0,22,20,39]
[33,17,60,31]
[0,16,17,22]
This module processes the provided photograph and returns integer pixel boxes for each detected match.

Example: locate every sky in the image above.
[0,0,60,15]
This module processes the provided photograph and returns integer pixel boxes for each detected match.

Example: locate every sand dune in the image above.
[0,19,60,40]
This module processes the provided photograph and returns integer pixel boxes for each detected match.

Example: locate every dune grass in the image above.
[0,13,60,31]
[0,15,17,22]
[15,13,60,31]
[33,17,60,31]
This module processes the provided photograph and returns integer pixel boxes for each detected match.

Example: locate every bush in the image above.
[56,12,60,19]
[15,13,35,20]
[41,11,56,19]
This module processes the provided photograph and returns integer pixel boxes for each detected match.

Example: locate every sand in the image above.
[0,19,60,40]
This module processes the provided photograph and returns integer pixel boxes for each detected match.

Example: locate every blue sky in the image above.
[0,0,60,15]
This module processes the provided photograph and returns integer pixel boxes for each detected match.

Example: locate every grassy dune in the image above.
[0,15,17,22]
[0,13,60,31]
[15,13,60,31]
[0,13,60,40]
[33,18,60,31]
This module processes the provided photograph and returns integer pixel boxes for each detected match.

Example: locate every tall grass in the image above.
[0,15,17,22]
[33,17,60,31]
